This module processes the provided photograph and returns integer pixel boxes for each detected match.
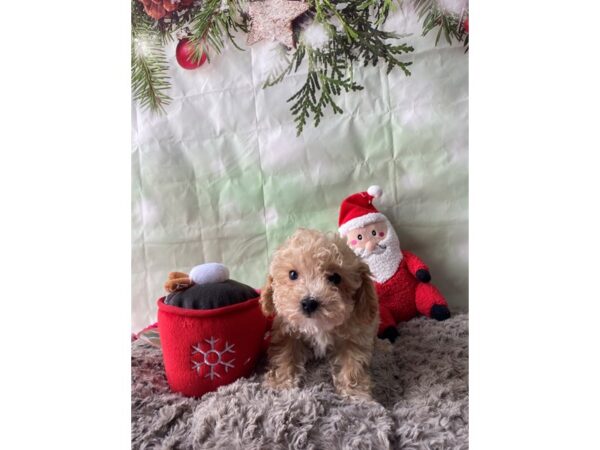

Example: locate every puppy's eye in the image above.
[289,270,298,280]
[328,273,342,285]
[371,230,377,236]
[357,234,363,240]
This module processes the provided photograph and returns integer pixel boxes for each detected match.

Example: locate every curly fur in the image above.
[260,229,379,399]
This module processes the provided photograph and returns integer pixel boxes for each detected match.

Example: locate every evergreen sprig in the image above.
[332,2,414,75]
[131,0,467,131]
[188,0,248,62]
[132,37,171,112]
[131,0,173,112]
[131,0,205,112]
[414,0,468,48]
[266,42,365,134]
[266,1,414,134]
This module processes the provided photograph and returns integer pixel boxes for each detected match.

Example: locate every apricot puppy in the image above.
[260,228,379,399]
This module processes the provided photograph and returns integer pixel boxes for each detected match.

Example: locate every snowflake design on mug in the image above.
[191,337,236,380]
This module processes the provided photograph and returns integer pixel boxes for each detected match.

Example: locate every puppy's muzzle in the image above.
[300,297,320,316]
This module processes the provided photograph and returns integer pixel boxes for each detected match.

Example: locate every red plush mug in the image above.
[157,295,271,397]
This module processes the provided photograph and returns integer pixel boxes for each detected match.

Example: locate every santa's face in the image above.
[345,219,402,283]
[345,221,388,256]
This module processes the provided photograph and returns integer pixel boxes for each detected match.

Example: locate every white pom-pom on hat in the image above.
[367,185,383,198]
[189,263,230,285]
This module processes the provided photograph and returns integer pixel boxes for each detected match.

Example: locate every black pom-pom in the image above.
[416,269,431,283]
[165,280,258,310]
[379,326,400,343]
[430,304,451,321]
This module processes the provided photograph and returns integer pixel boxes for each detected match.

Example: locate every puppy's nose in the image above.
[300,297,320,315]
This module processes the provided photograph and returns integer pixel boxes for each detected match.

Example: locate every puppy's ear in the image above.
[260,275,276,316]
[353,266,379,325]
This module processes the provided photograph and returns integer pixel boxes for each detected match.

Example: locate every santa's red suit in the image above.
[374,251,447,335]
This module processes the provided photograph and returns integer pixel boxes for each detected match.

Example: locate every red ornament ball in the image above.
[463,17,469,33]
[176,38,207,70]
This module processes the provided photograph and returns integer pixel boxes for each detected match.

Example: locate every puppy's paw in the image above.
[333,373,373,401]
[374,337,394,353]
[263,369,298,390]
[336,386,373,402]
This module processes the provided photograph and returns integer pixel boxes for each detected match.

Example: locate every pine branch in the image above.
[344,8,414,75]
[131,0,206,112]
[413,0,468,47]
[188,0,248,62]
[323,1,413,71]
[357,0,395,26]
[266,2,413,134]
[266,40,364,135]
[131,38,171,113]
[131,0,173,112]
[130,0,466,130]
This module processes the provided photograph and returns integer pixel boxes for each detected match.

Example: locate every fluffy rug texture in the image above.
[132,313,468,449]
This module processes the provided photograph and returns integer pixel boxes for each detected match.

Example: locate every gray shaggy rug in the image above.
[132,314,468,449]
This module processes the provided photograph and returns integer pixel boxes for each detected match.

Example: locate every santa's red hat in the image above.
[338,185,386,236]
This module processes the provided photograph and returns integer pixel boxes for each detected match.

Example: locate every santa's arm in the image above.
[403,251,432,283]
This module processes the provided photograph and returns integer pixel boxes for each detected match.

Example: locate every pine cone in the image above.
[139,0,194,20]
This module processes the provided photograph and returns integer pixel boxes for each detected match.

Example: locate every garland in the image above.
[131,0,468,134]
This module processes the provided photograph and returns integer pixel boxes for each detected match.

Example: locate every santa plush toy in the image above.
[338,185,451,343]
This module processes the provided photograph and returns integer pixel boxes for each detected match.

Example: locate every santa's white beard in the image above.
[353,220,403,283]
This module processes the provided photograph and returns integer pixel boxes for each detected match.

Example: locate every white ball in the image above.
[367,185,383,198]
[189,263,230,285]
[301,22,330,50]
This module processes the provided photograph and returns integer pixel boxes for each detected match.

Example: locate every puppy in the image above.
[260,228,379,399]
